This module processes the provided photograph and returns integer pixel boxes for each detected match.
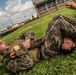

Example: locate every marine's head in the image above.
[61,37,75,54]
[0,40,9,56]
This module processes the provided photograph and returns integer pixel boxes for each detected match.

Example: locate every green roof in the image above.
[33,0,50,5]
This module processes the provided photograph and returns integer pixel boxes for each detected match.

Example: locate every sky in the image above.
[0,0,37,31]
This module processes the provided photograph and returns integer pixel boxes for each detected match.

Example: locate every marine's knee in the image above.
[26,55,34,68]
[50,19,64,31]
[53,14,62,21]
[54,19,63,27]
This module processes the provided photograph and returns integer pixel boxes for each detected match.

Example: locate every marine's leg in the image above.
[59,14,76,26]
[46,14,63,33]
[46,14,76,33]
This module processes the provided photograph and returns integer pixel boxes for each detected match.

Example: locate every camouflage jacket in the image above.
[3,46,34,73]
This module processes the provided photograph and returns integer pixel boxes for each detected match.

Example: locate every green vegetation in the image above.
[0,8,76,75]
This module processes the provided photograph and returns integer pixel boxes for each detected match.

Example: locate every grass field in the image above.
[0,8,76,75]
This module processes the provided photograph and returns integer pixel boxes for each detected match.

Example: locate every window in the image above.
[57,0,65,4]
[38,5,46,12]
[47,2,55,8]
[65,0,70,2]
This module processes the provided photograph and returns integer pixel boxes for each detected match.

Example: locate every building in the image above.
[0,23,21,36]
[32,0,75,17]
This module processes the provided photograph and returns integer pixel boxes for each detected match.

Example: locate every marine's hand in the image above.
[22,39,31,49]
[13,46,20,51]
[66,1,76,9]
[10,46,20,58]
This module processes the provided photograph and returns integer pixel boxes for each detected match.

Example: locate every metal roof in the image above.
[32,0,48,4]
[32,0,55,5]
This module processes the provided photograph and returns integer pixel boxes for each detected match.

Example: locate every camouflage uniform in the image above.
[40,14,76,59]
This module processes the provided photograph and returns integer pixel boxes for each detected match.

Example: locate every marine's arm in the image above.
[20,31,35,40]
[30,37,45,49]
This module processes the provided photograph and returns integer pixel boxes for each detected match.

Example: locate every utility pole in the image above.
[54,0,59,10]
[5,16,13,25]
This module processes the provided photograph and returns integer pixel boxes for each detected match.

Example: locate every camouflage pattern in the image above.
[19,31,35,40]
[30,37,44,49]
[40,14,76,59]
[3,45,34,73]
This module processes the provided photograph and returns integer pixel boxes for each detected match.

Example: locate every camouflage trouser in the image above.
[3,49,34,73]
[41,14,76,59]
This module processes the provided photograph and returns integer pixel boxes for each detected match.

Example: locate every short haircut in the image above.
[60,46,75,55]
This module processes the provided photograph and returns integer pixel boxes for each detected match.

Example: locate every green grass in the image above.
[0,8,76,75]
